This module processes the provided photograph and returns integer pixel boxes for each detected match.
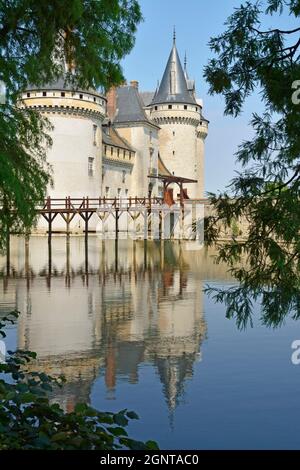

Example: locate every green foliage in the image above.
[204,0,300,327]
[0,0,142,252]
[0,311,158,450]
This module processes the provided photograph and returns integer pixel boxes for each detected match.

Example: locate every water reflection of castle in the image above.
[0,237,231,413]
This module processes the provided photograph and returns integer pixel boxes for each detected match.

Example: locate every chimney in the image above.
[106,86,117,120]
[130,80,139,89]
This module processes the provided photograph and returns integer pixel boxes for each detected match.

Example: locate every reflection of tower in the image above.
[16,276,104,411]
[155,354,195,412]
[98,241,206,414]
[145,270,206,414]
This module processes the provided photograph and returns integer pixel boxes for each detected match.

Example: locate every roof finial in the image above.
[173,26,176,44]
[184,51,187,71]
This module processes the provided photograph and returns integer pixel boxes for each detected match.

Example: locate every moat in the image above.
[1,237,300,449]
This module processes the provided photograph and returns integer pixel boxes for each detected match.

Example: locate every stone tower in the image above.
[20,79,106,231]
[148,34,208,199]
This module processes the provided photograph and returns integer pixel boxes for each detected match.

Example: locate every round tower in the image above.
[19,79,106,232]
[149,36,208,199]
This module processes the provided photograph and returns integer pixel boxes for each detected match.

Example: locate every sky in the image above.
[121,0,296,194]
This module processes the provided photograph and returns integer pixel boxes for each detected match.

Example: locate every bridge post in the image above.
[47,196,52,245]
[115,208,119,240]
[159,210,162,240]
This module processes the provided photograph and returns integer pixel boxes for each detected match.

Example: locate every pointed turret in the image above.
[149,33,208,199]
[183,51,196,101]
[151,36,196,105]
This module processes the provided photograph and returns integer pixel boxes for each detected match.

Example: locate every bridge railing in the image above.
[0,196,211,212]
[38,196,165,212]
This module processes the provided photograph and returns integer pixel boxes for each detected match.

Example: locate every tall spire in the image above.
[151,35,197,105]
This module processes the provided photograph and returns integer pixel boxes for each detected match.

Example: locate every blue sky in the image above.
[121,0,295,194]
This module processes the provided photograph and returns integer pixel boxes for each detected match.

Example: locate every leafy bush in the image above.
[0,311,158,450]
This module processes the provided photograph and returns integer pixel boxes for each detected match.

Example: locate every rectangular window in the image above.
[168,104,172,109]
[93,124,97,146]
[43,91,47,97]
[125,189,128,197]
[122,170,126,183]
[79,93,83,99]
[173,131,175,136]
[104,145,107,155]
[117,188,121,198]
[111,147,113,156]
[123,150,126,159]
[184,105,187,110]
[88,157,94,177]
[154,106,158,110]
[105,186,109,196]
[93,97,96,102]
[117,149,120,157]
[26,92,30,98]
[61,92,65,97]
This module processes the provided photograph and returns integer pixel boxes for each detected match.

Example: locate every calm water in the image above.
[1,236,300,449]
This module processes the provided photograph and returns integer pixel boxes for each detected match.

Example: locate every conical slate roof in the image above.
[151,40,197,105]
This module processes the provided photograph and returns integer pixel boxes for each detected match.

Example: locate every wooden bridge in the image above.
[38,196,208,241]
[1,195,210,276]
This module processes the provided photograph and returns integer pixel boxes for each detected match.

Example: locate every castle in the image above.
[20,35,208,232]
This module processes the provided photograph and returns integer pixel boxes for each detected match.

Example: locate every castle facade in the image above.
[20,37,208,232]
